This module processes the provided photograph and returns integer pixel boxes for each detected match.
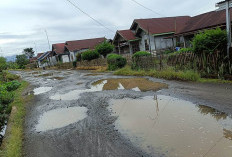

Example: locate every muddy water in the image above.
[36,107,88,132]
[93,78,168,92]
[33,87,52,95]
[109,96,232,157]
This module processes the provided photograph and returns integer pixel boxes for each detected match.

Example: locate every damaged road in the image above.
[12,70,232,157]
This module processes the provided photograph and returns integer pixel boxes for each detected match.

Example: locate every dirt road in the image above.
[13,70,232,157]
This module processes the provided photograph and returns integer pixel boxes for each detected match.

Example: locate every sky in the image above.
[0,0,221,57]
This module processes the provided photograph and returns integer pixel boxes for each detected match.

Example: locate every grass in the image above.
[0,81,31,157]
[114,66,201,82]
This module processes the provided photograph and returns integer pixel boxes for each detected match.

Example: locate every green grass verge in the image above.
[0,81,31,157]
[114,66,200,81]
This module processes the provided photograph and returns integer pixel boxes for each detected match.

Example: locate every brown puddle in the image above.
[52,77,65,80]
[84,73,102,76]
[92,78,168,92]
[109,96,232,157]
[37,73,54,77]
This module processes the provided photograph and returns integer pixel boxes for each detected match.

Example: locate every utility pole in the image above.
[34,42,38,54]
[216,0,232,58]
[44,29,51,50]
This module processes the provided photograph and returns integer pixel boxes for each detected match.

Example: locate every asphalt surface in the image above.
[11,70,232,157]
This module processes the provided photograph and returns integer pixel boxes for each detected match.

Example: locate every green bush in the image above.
[0,57,7,72]
[95,41,114,58]
[0,90,14,105]
[107,54,127,71]
[4,81,21,91]
[73,61,77,68]
[179,48,193,53]
[76,53,82,62]
[192,28,227,55]
[132,51,151,59]
[81,50,100,61]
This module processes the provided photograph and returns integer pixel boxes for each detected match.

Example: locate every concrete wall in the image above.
[49,56,58,66]
[154,35,175,50]
[139,30,176,53]
[62,55,70,63]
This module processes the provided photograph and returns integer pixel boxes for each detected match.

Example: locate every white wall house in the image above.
[113,16,191,55]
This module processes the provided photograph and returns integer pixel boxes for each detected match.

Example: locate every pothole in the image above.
[50,80,107,100]
[36,107,88,132]
[92,78,168,92]
[33,87,52,95]
[109,95,232,157]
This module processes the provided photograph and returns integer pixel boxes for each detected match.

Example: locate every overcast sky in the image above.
[0,0,220,57]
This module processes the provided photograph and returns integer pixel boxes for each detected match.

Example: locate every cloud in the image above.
[0,0,220,57]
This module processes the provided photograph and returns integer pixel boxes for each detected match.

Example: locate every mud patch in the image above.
[109,95,232,157]
[50,80,107,100]
[36,107,88,132]
[84,73,102,76]
[92,78,168,92]
[33,87,52,95]
[52,77,65,80]
[38,73,54,77]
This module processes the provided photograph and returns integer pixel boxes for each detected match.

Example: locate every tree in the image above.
[23,48,35,59]
[95,41,114,58]
[16,54,29,69]
[0,57,7,72]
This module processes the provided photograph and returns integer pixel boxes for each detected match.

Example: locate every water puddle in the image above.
[92,78,168,92]
[37,73,54,77]
[50,80,107,100]
[36,107,88,132]
[33,87,52,95]
[109,95,232,157]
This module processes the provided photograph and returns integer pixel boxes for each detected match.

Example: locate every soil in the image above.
[10,70,232,157]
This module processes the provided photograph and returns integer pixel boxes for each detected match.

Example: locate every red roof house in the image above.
[65,37,106,52]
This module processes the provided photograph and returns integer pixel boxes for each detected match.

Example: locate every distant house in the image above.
[51,43,70,63]
[113,30,140,55]
[175,10,232,47]
[113,16,190,55]
[65,37,106,62]
[37,51,52,68]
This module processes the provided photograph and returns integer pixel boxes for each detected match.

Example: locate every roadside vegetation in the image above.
[112,28,232,83]
[0,58,30,157]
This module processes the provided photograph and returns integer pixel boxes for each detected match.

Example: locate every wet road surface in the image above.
[12,70,232,157]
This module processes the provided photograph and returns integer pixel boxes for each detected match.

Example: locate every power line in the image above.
[130,0,164,17]
[65,0,115,33]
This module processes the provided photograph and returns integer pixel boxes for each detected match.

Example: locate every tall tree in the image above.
[16,54,29,69]
[23,48,35,59]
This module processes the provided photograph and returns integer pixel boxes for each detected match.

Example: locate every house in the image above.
[51,43,70,63]
[37,51,52,68]
[175,9,232,47]
[65,37,106,62]
[113,16,190,55]
[113,30,140,55]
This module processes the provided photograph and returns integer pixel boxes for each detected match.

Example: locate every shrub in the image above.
[107,54,127,71]
[95,41,114,58]
[73,61,77,68]
[76,53,82,62]
[4,81,21,91]
[179,48,193,53]
[82,50,100,61]
[0,90,14,105]
[0,57,7,72]
[192,28,227,55]
[132,51,151,59]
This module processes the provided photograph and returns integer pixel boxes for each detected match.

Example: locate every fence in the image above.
[76,58,107,70]
[167,51,232,79]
